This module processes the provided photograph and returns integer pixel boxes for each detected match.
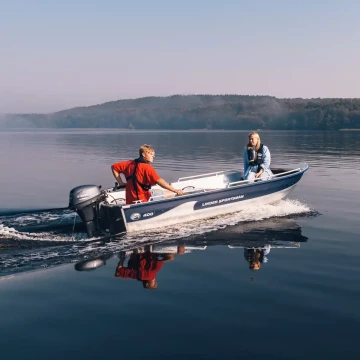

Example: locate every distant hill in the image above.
[1,95,360,130]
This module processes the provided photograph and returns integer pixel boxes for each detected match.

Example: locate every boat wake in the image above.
[0,209,88,245]
[0,199,315,276]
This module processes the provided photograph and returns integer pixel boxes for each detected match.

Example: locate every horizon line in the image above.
[2,93,360,115]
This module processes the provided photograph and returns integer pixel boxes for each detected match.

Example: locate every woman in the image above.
[244,245,271,271]
[243,132,273,181]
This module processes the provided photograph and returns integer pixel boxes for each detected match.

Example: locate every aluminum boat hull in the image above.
[69,164,308,237]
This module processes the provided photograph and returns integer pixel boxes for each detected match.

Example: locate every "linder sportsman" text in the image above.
[202,194,244,207]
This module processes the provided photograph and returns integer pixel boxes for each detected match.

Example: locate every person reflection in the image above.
[244,244,270,271]
[115,246,183,289]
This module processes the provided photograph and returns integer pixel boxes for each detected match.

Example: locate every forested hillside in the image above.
[1,95,360,130]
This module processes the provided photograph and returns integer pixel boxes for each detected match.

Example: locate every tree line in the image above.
[2,95,360,130]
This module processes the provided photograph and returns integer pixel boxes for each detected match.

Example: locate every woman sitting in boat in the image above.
[111,144,183,204]
[243,132,273,182]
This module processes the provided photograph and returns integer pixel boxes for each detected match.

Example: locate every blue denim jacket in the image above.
[243,145,273,179]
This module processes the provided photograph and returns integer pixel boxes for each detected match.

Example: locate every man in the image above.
[115,248,175,289]
[111,144,184,204]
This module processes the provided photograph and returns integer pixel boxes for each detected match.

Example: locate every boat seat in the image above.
[166,188,208,198]
[150,187,214,201]
[223,172,243,184]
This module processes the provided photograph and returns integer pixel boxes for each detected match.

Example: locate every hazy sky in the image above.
[1,0,359,113]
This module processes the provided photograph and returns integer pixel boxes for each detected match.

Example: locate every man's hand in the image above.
[156,178,184,196]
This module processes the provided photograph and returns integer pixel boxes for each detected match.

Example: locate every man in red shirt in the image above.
[111,144,183,204]
[115,250,175,289]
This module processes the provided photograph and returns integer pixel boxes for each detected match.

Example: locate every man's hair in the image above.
[142,280,158,289]
[139,144,155,157]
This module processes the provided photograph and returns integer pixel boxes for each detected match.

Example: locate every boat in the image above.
[68,163,309,238]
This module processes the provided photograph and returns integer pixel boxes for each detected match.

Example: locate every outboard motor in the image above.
[69,185,105,237]
[74,255,110,271]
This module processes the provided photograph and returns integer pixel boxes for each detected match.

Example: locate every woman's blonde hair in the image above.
[139,144,155,157]
[247,132,261,151]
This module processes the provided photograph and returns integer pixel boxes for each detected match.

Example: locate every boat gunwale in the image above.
[121,164,309,209]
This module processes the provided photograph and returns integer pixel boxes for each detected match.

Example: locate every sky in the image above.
[1,0,359,113]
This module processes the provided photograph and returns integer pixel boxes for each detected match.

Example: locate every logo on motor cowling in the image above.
[130,213,141,221]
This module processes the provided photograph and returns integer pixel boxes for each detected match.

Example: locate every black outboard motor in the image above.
[74,255,111,271]
[69,185,105,237]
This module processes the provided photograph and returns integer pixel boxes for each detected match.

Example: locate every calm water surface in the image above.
[0,130,359,359]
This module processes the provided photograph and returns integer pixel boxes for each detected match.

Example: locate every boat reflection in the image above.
[74,218,308,287]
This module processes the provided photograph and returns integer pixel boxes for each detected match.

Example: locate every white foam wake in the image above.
[12,211,75,226]
[0,223,89,242]
[121,199,312,243]
[0,199,311,245]
[0,199,312,275]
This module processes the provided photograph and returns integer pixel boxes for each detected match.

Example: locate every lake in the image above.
[0,129,359,359]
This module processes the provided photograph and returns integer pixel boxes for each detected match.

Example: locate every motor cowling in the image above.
[74,257,107,271]
[69,185,104,237]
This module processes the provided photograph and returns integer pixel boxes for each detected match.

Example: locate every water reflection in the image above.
[243,246,270,271]
[74,255,112,272]
[115,247,179,289]
[74,218,308,287]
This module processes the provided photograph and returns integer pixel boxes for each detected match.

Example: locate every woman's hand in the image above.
[255,169,263,178]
